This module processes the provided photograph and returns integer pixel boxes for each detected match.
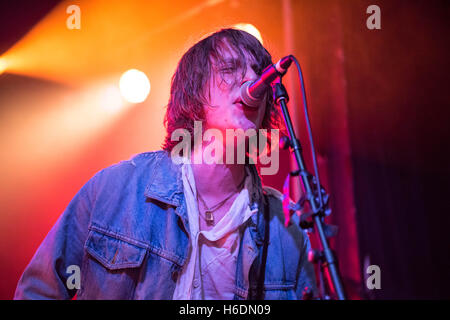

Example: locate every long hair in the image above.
[162,28,282,153]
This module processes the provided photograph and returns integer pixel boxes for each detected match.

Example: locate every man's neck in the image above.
[190,147,246,202]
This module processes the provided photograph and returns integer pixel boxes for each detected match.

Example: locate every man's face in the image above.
[203,46,267,135]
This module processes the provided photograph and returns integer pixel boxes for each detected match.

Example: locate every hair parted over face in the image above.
[162,28,282,153]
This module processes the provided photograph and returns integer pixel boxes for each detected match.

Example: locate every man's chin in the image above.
[237,118,261,131]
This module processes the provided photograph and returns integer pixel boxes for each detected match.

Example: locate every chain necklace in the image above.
[197,177,246,226]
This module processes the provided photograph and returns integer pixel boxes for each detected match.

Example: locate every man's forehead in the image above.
[212,41,257,66]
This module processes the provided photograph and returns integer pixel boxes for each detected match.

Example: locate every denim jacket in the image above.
[14,151,316,300]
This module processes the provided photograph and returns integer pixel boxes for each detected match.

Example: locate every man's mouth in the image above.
[234,98,258,112]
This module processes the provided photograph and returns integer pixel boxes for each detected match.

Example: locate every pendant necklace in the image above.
[197,178,246,226]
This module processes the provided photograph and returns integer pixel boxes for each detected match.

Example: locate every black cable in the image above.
[288,55,325,211]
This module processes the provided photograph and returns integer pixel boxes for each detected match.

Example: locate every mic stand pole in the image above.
[273,81,347,300]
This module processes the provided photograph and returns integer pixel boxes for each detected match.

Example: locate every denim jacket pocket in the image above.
[78,227,147,299]
[85,228,147,270]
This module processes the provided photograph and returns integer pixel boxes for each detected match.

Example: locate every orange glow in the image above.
[0,0,228,85]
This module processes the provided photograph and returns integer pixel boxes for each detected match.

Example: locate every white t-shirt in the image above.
[172,163,257,300]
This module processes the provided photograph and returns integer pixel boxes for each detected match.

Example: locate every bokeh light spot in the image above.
[119,69,151,103]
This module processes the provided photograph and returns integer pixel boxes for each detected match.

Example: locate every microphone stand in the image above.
[273,81,347,300]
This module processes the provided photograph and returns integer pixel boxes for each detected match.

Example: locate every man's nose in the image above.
[245,65,259,81]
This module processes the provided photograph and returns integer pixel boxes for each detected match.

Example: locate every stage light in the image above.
[119,69,151,103]
[99,85,124,114]
[233,23,263,44]
[0,57,7,74]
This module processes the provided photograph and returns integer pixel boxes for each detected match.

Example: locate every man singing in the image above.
[14,28,316,300]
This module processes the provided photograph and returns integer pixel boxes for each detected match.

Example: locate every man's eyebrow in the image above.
[221,58,240,66]
[220,58,258,69]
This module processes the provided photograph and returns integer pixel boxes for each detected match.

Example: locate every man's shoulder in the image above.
[262,185,284,202]
[262,185,306,237]
[101,150,168,172]
[120,150,168,168]
[91,150,172,186]
[262,185,293,212]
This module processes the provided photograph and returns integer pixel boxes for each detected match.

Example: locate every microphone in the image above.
[240,55,293,108]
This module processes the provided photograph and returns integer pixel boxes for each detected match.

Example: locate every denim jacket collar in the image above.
[143,151,264,208]
[144,151,185,207]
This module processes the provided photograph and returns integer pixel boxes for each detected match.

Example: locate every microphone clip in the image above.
[272,82,289,105]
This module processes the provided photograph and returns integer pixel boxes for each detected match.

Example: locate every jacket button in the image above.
[193,278,200,288]
[172,271,179,281]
